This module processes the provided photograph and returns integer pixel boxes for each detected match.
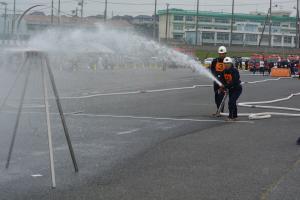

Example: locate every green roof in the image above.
[157,8,296,22]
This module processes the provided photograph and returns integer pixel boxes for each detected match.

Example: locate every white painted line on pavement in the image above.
[59,84,212,100]
[117,128,140,135]
[242,77,291,84]
[0,110,253,124]
[2,111,254,124]
[26,76,290,101]
[67,113,254,124]
[31,174,43,178]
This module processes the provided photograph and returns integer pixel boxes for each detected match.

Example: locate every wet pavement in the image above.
[0,67,299,200]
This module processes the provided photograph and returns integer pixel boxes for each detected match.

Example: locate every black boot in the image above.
[297,137,300,145]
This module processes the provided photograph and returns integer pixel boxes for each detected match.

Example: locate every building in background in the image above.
[132,15,153,25]
[0,12,134,42]
[158,8,297,48]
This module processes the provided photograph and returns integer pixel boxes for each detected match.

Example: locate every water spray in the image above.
[0,26,224,188]
[20,25,219,84]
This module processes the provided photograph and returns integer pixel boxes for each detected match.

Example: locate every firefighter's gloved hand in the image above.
[218,86,225,94]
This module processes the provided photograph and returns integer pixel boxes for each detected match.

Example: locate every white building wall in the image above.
[158,12,297,48]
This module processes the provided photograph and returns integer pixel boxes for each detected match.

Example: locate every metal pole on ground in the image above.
[4,51,78,187]
[0,57,27,111]
[5,58,31,169]
[44,55,79,172]
[41,57,56,188]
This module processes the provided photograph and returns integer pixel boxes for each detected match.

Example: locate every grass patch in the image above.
[195,50,253,60]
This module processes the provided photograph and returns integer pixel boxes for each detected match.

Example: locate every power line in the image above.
[3,0,297,7]
[85,0,297,7]
[0,0,298,18]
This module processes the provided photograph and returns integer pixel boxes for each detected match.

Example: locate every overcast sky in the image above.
[3,0,298,17]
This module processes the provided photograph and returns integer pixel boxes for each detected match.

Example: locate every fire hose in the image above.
[218,79,300,120]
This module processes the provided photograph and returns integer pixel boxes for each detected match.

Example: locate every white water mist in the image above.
[3,25,222,86]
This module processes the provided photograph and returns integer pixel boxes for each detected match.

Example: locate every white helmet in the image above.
[223,57,233,64]
[218,46,227,54]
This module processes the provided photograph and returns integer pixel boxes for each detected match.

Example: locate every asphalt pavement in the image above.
[0,66,299,200]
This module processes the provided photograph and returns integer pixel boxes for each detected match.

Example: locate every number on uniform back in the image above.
[224,74,232,83]
[216,62,224,72]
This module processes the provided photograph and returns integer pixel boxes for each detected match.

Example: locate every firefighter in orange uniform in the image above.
[220,57,243,121]
[210,46,227,116]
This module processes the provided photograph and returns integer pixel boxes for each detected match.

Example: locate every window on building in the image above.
[201,26,212,29]
[272,28,280,33]
[245,34,257,42]
[273,22,280,27]
[244,24,258,32]
[215,18,229,24]
[186,16,194,21]
[173,33,184,40]
[281,24,289,28]
[235,19,246,22]
[284,36,292,43]
[199,17,212,22]
[260,35,269,43]
[290,23,296,28]
[173,23,184,30]
[249,19,260,23]
[186,24,195,29]
[236,24,244,31]
[215,26,229,30]
[232,33,243,41]
[273,35,281,43]
[174,15,184,21]
[217,33,229,41]
[202,32,214,40]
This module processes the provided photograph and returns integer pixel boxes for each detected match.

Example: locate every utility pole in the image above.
[153,0,157,40]
[229,0,235,46]
[195,0,200,46]
[4,3,7,35]
[51,0,54,24]
[80,0,84,20]
[58,0,61,24]
[104,0,107,21]
[0,2,7,35]
[258,8,270,47]
[297,0,299,48]
[165,3,169,43]
[12,0,16,34]
[269,0,272,47]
